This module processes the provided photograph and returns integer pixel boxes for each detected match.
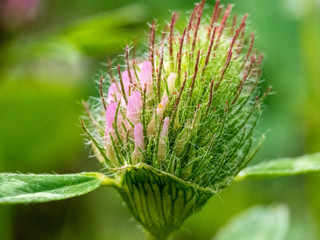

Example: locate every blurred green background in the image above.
[0,0,319,239]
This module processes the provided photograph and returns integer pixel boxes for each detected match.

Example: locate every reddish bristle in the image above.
[214,4,232,50]
[208,0,220,38]
[99,76,107,111]
[202,26,217,75]
[188,50,201,99]
[204,78,215,118]
[171,72,188,123]
[230,15,237,36]
[117,65,128,104]
[191,0,205,54]
[125,45,133,84]
[243,33,254,68]
[232,56,256,105]
[169,12,177,61]
[157,43,164,103]
[187,4,199,41]
[177,28,187,84]
[215,28,240,91]
[149,20,156,80]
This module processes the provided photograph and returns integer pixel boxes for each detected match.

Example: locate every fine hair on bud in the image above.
[83,0,267,193]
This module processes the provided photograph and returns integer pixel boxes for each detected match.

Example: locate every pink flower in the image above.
[107,83,122,103]
[122,69,136,96]
[138,61,153,97]
[131,122,144,163]
[104,103,119,165]
[105,102,118,134]
[122,69,137,83]
[127,91,142,125]
[134,122,144,150]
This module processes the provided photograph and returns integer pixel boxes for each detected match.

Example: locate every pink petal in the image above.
[105,102,118,133]
[139,61,152,84]
[122,69,136,83]
[161,117,169,138]
[122,69,136,96]
[134,122,144,150]
[127,91,142,125]
[139,61,153,97]
[107,83,122,103]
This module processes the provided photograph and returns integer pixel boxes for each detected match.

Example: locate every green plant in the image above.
[1,1,319,240]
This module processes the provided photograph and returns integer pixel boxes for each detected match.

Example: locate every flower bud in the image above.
[163,73,176,97]
[132,122,144,164]
[83,1,267,239]
[158,117,169,162]
[127,91,142,125]
[139,61,153,98]
[157,96,168,117]
[106,83,121,103]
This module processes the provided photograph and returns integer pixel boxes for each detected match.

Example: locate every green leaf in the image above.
[0,172,109,204]
[235,152,320,181]
[214,205,290,240]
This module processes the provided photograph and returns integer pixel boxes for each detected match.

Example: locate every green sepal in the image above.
[113,164,213,240]
[235,152,320,181]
